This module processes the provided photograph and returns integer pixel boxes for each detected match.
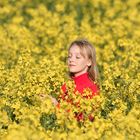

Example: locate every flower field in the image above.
[0,0,140,139]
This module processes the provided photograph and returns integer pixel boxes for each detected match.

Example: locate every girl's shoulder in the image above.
[61,83,67,93]
[61,79,74,93]
[89,82,100,95]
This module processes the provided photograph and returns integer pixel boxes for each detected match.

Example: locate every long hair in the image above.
[67,39,100,85]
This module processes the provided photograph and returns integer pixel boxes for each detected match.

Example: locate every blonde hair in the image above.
[68,39,100,85]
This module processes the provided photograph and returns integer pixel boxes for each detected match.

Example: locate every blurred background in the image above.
[0,0,140,139]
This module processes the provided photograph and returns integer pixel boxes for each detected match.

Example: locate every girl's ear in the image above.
[87,63,90,66]
[87,59,92,67]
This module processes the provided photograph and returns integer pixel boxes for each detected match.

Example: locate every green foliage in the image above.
[40,112,58,131]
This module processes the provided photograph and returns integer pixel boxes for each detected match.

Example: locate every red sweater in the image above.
[61,72,99,99]
[57,72,99,121]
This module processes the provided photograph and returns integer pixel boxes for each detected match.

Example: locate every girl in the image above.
[41,39,100,121]
[60,39,100,99]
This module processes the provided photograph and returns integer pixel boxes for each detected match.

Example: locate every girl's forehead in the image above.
[69,45,80,53]
[68,45,88,57]
[69,45,85,53]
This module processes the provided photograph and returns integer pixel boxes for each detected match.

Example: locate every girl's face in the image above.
[67,45,91,77]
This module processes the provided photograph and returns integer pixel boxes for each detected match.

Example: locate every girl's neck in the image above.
[73,71,88,78]
[74,70,88,77]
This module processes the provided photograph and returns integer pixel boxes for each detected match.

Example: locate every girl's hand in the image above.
[49,96,59,106]
[39,93,58,106]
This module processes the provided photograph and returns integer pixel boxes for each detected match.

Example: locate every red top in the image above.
[61,72,99,99]
[57,72,99,121]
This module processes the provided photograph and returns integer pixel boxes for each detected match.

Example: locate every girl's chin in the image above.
[69,70,77,73]
[69,69,78,73]
[69,70,80,74]
[68,68,81,73]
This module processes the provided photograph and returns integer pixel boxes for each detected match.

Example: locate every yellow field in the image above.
[0,0,140,139]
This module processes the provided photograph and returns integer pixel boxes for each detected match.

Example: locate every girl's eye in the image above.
[76,56,81,59]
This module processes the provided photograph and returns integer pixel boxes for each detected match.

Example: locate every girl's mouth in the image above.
[69,64,76,67]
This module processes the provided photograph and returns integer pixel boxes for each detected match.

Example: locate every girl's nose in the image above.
[68,56,72,60]
[69,57,75,62]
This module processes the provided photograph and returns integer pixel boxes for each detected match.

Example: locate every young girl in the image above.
[41,39,100,121]
[61,39,99,99]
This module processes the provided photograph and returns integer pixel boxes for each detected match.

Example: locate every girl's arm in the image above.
[39,83,66,106]
[39,94,58,106]
[48,95,59,106]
